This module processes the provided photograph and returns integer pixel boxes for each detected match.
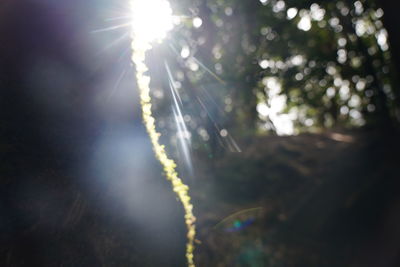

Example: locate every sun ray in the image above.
[169,43,226,85]
[173,107,194,177]
[165,61,183,106]
[108,68,128,100]
[105,15,132,21]
[101,31,129,52]
[199,85,225,115]
[129,1,196,266]
[118,46,131,62]
[91,22,132,33]
[196,95,241,152]
[165,61,194,178]
[190,56,226,85]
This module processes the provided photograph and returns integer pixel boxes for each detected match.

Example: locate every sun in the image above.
[130,0,174,46]
[129,1,197,266]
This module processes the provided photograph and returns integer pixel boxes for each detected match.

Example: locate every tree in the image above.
[164,0,399,144]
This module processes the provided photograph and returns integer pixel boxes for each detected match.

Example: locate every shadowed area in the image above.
[1,0,400,266]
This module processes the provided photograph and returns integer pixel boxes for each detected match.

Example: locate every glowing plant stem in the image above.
[131,35,196,267]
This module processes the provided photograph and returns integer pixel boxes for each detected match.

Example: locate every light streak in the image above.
[92,22,132,33]
[129,0,196,266]
[165,60,194,176]
[108,68,127,100]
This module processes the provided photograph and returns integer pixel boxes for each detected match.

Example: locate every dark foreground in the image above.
[1,1,399,265]
[1,126,399,266]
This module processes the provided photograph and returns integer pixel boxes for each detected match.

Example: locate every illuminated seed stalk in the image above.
[130,14,196,267]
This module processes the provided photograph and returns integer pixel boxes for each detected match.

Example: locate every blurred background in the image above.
[1,0,400,266]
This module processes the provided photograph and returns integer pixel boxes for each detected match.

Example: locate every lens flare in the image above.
[129,1,196,266]
[213,207,263,232]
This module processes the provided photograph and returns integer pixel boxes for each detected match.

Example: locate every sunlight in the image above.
[130,0,174,46]
[129,1,196,266]
[257,77,295,135]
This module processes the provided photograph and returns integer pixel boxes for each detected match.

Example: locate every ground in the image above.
[193,128,400,267]
[1,127,399,266]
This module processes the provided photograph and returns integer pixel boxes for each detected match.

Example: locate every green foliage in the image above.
[164,0,398,140]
